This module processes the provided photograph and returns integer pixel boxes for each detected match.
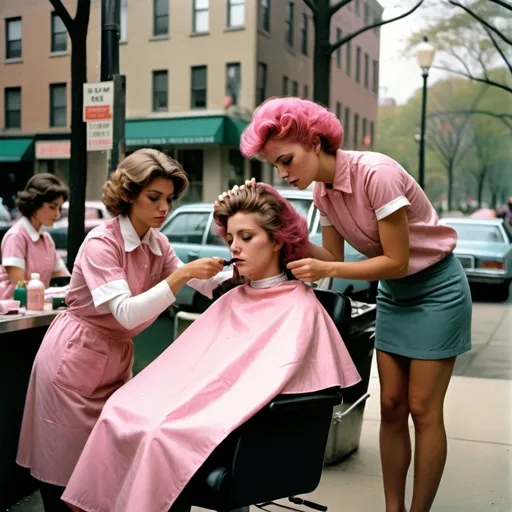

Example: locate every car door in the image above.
[160,209,211,307]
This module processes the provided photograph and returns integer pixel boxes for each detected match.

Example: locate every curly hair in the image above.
[240,97,343,158]
[102,149,189,216]
[213,183,309,269]
[16,173,69,218]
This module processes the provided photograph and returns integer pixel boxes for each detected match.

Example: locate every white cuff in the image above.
[91,279,131,309]
[106,280,175,330]
[319,215,334,227]
[53,258,67,272]
[2,257,26,270]
[187,270,233,299]
[375,196,411,221]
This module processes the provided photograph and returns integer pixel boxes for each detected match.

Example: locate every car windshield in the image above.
[447,223,506,244]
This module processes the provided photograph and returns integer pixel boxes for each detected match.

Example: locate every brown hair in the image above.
[16,173,69,218]
[102,148,189,216]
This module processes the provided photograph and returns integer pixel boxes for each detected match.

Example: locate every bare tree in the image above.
[303,0,426,106]
[49,0,91,268]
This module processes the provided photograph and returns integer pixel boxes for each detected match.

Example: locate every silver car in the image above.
[441,217,512,301]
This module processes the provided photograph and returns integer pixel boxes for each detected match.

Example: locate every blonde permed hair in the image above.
[102,149,189,216]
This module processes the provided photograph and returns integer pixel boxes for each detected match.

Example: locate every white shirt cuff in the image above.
[319,215,334,227]
[375,196,411,221]
[106,280,175,330]
[53,258,67,272]
[2,257,26,270]
[91,279,131,309]
[187,270,234,299]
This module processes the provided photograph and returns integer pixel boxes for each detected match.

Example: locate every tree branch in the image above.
[448,0,512,46]
[488,0,512,11]
[330,0,353,16]
[330,0,426,53]
[432,65,512,94]
[428,109,512,130]
[483,24,512,75]
[303,0,317,13]
[48,0,74,31]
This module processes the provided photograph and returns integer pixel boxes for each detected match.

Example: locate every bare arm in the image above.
[325,208,409,281]
[309,226,345,262]
[52,267,70,278]
[5,266,25,286]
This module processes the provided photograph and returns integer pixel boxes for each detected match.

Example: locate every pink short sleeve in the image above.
[80,236,130,308]
[364,164,411,221]
[1,231,27,270]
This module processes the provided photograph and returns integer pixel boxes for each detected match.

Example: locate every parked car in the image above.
[441,217,512,301]
[160,189,376,312]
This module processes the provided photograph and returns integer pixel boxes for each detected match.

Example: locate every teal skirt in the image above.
[376,253,472,360]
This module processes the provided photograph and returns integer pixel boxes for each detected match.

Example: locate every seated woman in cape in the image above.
[62,183,361,512]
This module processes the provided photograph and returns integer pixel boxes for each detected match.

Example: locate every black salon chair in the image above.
[170,288,357,512]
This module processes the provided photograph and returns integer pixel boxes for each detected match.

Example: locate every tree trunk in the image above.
[447,166,454,211]
[312,1,332,107]
[477,167,487,207]
[67,2,91,269]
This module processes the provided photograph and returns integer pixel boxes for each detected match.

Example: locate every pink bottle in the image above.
[27,273,45,311]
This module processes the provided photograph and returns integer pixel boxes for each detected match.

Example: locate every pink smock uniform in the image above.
[16,215,222,486]
[0,217,66,299]
[313,149,457,275]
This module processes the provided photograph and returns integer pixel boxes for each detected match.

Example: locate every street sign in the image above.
[83,81,114,151]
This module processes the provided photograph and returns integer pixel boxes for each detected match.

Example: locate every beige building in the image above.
[0,0,381,207]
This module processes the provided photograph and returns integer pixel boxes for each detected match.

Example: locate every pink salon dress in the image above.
[16,215,229,487]
[314,149,472,360]
[0,217,66,299]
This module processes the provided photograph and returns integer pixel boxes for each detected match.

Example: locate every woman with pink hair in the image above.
[239,97,472,512]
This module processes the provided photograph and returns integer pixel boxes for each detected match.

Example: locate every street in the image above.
[8,293,512,512]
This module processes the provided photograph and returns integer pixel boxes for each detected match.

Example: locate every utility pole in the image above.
[101,0,126,174]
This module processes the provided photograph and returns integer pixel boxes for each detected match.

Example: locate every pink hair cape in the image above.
[62,280,361,512]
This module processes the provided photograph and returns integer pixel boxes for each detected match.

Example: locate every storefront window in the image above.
[177,149,203,203]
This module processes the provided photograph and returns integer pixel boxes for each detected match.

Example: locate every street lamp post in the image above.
[416,36,436,190]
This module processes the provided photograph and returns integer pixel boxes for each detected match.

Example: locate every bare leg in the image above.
[408,357,455,512]
[377,350,411,512]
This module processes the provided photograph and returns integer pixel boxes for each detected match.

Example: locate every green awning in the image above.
[126,115,249,147]
[0,138,34,162]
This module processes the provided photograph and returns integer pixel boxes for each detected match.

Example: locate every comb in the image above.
[223,257,242,266]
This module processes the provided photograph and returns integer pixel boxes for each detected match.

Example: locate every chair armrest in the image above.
[268,387,342,412]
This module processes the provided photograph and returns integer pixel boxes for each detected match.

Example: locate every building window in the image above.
[292,80,299,96]
[373,14,380,34]
[355,46,361,83]
[282,76,289,95]
[228,150,245,189]
[153,0,168,36]
[191,65,207,109]
[370,121,374,148]
[336,102,342,120]
[353,113,359,149]
[364,3,370,24]
[355,0,360,16]
[303,84,309,99]
[372,59,379,93]
[193,0,209,33]
[344,107,350,148]
[227,0,245,28]
[256,62,267,105]
[4,87,21,129]
[260,0,270,32]
[50,83,67,128]
[346,41,351,76]
[120,0,128,41]
[152,70,168,112]
[51,13,67,53]
[300,13,308,55]
[362,118,367,145]
[364,53,369,89]
[285,2,294,47]
[336,28,342,68]
[226,62,241,106]
[5,18,22,59]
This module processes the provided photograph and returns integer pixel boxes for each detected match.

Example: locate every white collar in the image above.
[20,217,43,243]
[250,272,288,289]
[119,215,162,256]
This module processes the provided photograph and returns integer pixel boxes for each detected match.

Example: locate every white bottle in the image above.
[27,273,45,311]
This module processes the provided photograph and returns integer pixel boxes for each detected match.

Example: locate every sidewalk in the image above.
[9,362,512,512]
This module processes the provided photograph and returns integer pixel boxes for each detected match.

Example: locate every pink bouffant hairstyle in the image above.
[213,183,309,267]
[240,97,343,158]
